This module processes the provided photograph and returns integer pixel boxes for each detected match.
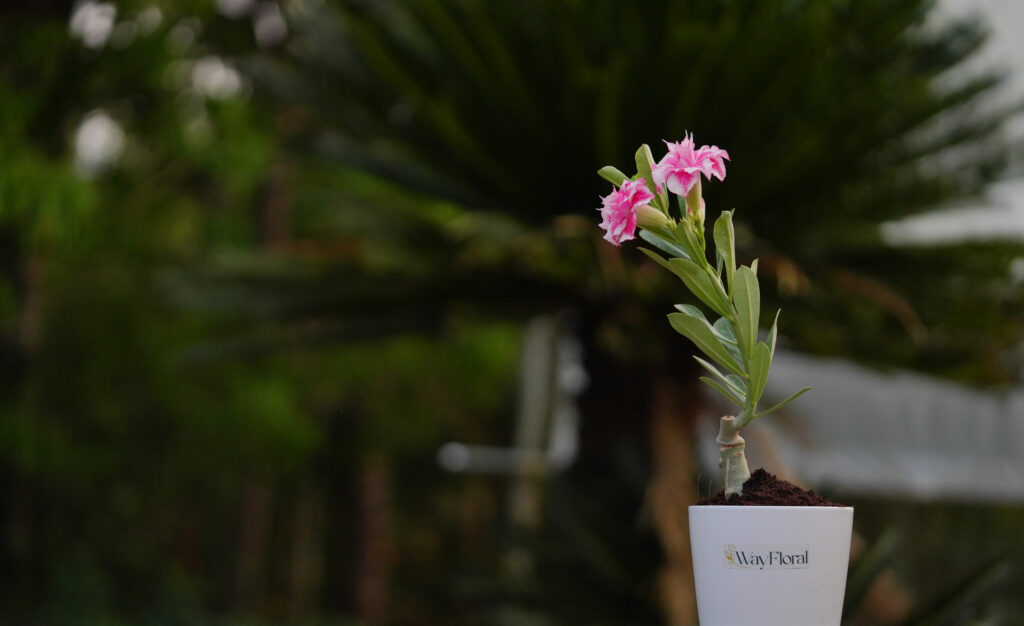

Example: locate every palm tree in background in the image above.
[255,0,1023,379]
[240,0,1024,622]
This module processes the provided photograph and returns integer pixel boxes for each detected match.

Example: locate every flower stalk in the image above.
[597,135,810,497]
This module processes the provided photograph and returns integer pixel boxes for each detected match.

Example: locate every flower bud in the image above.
[684,179,704,224]
[636,203,673,230]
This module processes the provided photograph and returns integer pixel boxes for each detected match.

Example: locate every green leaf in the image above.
[713,210,736,293]
[694,356,747,399]
[667,312,744,376]
[597,165,628,187]
[639,247,676,274]
[732,265,761,358]
[712,317,738,345]
[725,374,748,394]
[634,144,661,206]
[766,309,781,358]
[673,221,705,266]
[668,257,732,318]
[639,230,690,261]
[674,303,707,321]
[681,309,746,365]
[746,341,772,409]
[753,387,812,419]
[700,376,745,405]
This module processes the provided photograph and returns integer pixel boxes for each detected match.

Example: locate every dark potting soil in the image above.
[696,468,845,506]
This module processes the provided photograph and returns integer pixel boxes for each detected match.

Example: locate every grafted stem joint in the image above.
[716,415,751,497]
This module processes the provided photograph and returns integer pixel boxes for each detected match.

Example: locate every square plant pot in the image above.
[689,505,854,625]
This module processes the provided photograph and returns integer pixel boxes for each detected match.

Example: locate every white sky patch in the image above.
[934,0,1024,143]
[882,180,1024,245]
[69,1,117,49]
[191,56,243,100]
[883,1,1024,246]
[74,110,125,178]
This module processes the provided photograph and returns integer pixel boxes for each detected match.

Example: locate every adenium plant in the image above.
[597,135,810,497]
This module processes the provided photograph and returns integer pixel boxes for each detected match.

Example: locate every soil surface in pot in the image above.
[696,468,845,506]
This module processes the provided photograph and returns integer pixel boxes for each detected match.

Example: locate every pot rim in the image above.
[688,504,854,511]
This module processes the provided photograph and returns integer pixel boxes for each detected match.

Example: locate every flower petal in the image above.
[654,134,730,194]
[596,178,654,245]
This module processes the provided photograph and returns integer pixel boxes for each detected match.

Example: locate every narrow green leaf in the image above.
[725,374,748,394]
[674,221,705,265]
[668,257,732,318]
[746,342,772,409]
[694,356,747,398]
[732,265,760,358]
[712,317,738,345]
[843,529,901,616]
[700,376,745,405]
[767,309,781,358]
[639,230,690,261]
[634,144,660,203]
[753,387,812,419]
[597,165,628,187]
[667,312,743,375]
[639,247,676,274]
[693,355,725,378]
[675,303,707,321]
[751,258,759,276]
[722,343,743,366]
[903,559,1012,626]
[686,310,745,365]
[713,210,736,293]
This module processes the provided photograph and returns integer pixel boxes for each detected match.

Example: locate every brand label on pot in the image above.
[723,544,809,570]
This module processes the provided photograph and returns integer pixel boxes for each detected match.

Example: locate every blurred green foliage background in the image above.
[1,0,1023,624]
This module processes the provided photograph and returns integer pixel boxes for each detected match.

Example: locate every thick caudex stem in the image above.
[717,415,750,497]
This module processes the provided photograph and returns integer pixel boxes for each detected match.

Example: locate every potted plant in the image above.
[596,136,853,625]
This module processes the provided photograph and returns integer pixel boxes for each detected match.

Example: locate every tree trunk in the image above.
[286,483,324,618]
[235,481,274,611]
[648,374,700,626]
[354,451,393,625]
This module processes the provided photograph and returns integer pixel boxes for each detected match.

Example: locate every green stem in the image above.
[717,415,751,497]
[735,402,759,429]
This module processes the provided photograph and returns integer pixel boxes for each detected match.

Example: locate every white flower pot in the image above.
[688,505,854,626]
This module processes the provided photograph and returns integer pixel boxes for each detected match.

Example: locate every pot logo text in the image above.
[723,544,809,570]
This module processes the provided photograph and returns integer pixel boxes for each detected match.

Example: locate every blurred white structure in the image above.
[700,350,1024,502]
[800,1,1024,501]
[437,314,584,476]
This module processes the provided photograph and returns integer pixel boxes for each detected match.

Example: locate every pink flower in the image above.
[598,178,656,246]
[652,135,730,196]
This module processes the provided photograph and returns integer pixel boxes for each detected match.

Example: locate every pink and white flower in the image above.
[597,178,656,246]
[652,134,730,196]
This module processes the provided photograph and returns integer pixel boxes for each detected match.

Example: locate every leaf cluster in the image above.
[642,210,810,426]
[258,0,1024,384]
